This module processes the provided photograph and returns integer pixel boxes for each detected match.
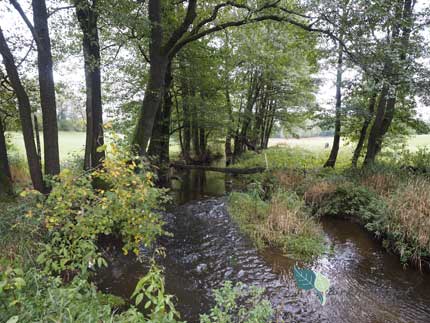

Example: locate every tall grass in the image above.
[386,178,430,267]
[228,190,325,259]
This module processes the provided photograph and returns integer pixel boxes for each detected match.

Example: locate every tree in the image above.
[0,26,45,193]
[0,117,13,197]
[130,0,323,157]
[11,0,60,176]
[74,0,105,170]
[363,0,415,166]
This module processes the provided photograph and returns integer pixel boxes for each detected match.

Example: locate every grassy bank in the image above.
[230,145,430,269]
[228,189,326,259]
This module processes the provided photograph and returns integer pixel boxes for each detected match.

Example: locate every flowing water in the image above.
[97,169,430,323]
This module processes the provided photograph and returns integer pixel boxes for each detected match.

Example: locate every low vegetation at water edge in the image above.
[228,188,326,260]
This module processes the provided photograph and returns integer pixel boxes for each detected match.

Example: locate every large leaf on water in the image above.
[293,266,316,291]
[314,272,330,293]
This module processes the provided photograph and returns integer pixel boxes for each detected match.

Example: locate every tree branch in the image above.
[9,0,38,42]
[163,0,197,53]
[48,5,74,17]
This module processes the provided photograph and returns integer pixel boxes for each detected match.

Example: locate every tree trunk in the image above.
[148,62,173,167]
[199,128,206,159]
[32,0,60,176]
[225,88,233,166]
[132,0,168,155]
[0,27,45,192]
[33,113,42,165]
[192,110,200,158]
[351,91,377,167]
[234,71,260,158]
[179,74,192,162]
[324,43,343,168]
[75,0,104,170]
[0,118,13,196]
[363,84,389,166]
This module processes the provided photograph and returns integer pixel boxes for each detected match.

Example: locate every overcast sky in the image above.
[1,1,429,121]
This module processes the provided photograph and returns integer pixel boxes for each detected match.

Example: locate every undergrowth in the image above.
[228,188,325,260]
[232,146,430,269]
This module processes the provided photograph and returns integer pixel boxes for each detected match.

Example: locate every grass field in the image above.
[8,132,430,163]
[269,135,430,152]
[8,131,86,160]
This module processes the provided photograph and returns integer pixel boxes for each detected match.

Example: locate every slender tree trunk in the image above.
[351,91,377,167]
[0,27,45,192]
[192,109,200,159]
[173,91,184,156]
[33,113,42,165]
[32,0,60,176]
[133,0,168,155]
[0,118,13,196]
[199,127,206,159]
[75,0,104,170]
[182,97,191,162]
[264,103,275,149]
[324,43,343,168]
[225,88,233,166]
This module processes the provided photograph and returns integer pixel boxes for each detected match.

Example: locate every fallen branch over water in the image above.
[170,163,266,174]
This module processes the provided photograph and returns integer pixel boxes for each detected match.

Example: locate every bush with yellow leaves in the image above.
[28,141,168,278]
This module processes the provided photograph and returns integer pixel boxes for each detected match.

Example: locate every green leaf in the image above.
[293,266,316,291]
[314,272,330,293]
[6,316,19,323]
[96,144,107,152]
[135,293,144,306]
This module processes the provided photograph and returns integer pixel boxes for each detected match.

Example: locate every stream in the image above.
[97,169,430,323]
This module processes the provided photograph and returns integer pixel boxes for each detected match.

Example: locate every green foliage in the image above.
[199,281,273,323]
[26,142,168,277]
[131,262,183,323]
[315,184,388,226]
[0,266,131,323]
[0,260,183,323]
[0,141,185,322]
[396,147,430,171]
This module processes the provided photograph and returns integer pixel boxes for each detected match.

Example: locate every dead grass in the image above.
[262,194,321,241]
[387,178,430,255]
[360,173,400,197]
[303,180,337,206]
[275,169,305,192]
[10,164,31,187]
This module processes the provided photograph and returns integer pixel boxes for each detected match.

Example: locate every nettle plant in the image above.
[26,141,169,278]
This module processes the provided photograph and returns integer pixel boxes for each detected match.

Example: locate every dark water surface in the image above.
[98,169,430,323]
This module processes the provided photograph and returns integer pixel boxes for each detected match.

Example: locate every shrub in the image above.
[27,142,168,278]
[0,141,184,322]
[314,184,387,225]
[199,281,273,323]
[397,147,430,172]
